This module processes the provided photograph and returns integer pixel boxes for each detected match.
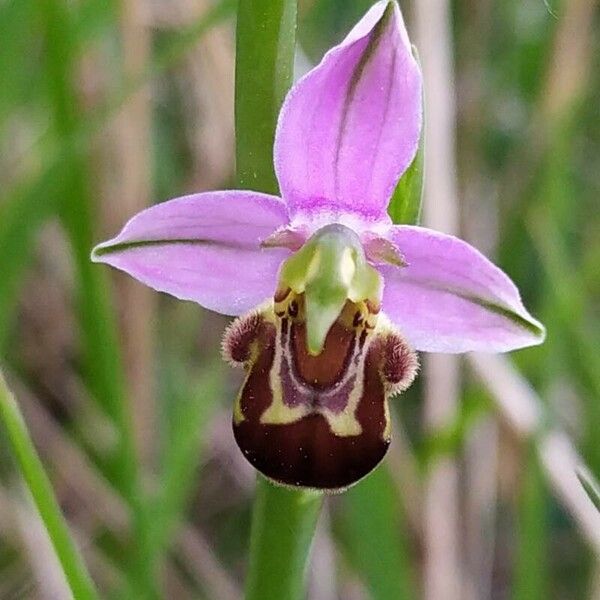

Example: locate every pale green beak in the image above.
[278,224,382,355]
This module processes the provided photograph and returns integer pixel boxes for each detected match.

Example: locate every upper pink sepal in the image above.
[378,226,546,353]
[91,191,290,316]
[274,0,422,222]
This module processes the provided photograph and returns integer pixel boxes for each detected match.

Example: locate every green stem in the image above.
[235,1,323,598]
[245,478,323,600]
[235,0,297,194]
[0,373,99,600]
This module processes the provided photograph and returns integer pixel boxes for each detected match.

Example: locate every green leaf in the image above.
[146,365,225,565]
[37,0,139,505]
[0,373,99,600]
[387,142,424,225]
[513,445,548,600]
[339,467,415,600]
[235,0,297,194]
[387,48,424,226]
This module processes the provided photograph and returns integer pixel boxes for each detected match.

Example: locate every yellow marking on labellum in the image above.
[261,316,312,426]
[262,293,374,437]
[232,386,246,426]
[318,393,363,437]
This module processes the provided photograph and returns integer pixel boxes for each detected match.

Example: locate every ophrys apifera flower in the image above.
[93,1,544,490]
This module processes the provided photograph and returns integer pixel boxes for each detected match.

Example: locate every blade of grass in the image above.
[0,373,99,600]
[339,466,416,600]
[469,353,600,553]
[527,208,600,470]
[235,0,296,192]
[13,373,237,599]
[0,2,236,594]
[513,444,548,600]
[145,365,225,572]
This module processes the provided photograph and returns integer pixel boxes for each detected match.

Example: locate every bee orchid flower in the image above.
[92,0,544,490]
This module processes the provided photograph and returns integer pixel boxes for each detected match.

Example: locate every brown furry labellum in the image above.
[222,292,418,491]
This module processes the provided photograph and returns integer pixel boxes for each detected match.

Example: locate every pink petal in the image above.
[92,191,290,315]
[378,226,546,353]
[274,0,421,223]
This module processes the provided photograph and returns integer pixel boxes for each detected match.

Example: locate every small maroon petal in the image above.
[221,310,264,365]
[378,330,419,394]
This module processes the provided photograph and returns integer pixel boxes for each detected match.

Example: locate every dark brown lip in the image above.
[233,415,389,491]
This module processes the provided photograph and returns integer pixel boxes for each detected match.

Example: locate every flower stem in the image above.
[245,478,323,600]
[235,1,323,597]
[0,373,99,600]
[235,0,297,194]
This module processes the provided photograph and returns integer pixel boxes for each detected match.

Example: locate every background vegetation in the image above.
[0,0,598,598]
